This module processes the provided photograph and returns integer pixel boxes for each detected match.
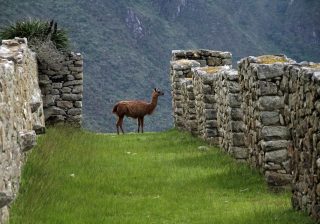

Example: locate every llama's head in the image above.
[153,88,164,97]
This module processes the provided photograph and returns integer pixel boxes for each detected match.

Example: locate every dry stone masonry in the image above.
[238,55,296,188]
[38,52,83,126]
[0,37,83,224]
[0,38,45,223]
[170,49,320,221]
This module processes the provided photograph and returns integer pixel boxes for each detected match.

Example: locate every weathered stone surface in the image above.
[258,96,284,111]
[265,149,288,163]
[62,94,82,101]
[68,108,81,116]
[0,192,13,208]
[261,126,290,140]
[0,38,45,224]
[230,147,248,159]
[260,111,280,125]
[18,130,36,152]
[57,101,73,109]
[265,172,291,186]
[257,64,284,80]
[261,140,290,152]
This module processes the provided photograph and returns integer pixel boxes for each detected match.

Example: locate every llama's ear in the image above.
[154,88,157,91]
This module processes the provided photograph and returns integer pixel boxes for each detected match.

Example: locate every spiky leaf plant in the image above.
[0,18,69,51]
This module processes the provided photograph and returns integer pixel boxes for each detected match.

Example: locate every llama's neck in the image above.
[147,94,158,114]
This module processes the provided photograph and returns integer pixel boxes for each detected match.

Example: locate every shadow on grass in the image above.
[172,152,267,192]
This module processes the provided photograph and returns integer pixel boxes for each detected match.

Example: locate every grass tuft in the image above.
[9,126,314,224]
[257,55,288,64]
[200,66,223,74]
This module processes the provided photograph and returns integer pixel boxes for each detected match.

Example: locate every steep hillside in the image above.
[0,0,319,132]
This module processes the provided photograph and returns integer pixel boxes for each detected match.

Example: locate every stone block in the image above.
[265,171,291,186]
[63,80,83,87]
[265,149,288,163]
[228,94,241,108]
[0,192,13,208]
[229,121,245,132]
[205,109,217,120]
[258,96,284,111]
[68,108,82,116]
[74,101,82,108]
[62,94,82,101]
[257,64,284,80]
[72,85,83,94]
[230,108,243,121]
[57,101,73,109]
[230,147,248,159]
[18,130,36,152]
[261,126,290,140]
[261,140,290,152]
[258,81,278,96]
[231,133,245,146]
[260,111,280,125]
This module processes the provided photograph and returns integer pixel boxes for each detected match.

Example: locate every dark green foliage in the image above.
[0,18,69,50]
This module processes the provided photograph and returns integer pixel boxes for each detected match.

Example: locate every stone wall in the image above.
[170,50,320,221]
[38,52,83,126]
[287,64,320,220]
[0,38,45,224]
[238,55,296,188]
[170,50,246,155]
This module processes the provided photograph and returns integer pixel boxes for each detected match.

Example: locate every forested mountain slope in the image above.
[1,0,319,132]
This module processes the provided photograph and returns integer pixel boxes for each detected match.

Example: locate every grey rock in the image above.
[72,85,83,94]
[57,101,73,109]
[231,133,245,146]
[260,111,280,125]
[62,94,82,101]
[265,149,288,163]
[68,108,81,116]
[257,64,284,80]
[0,192,13,208]
[45,106,66,119]
[18,130,36,152]
[52,83,62,89]
[74,101,82,108]
[74,72,83,80]
[261,126,290,140]
[29,102,41,113]
[258,96,284,111]
[261,140,290,152]
[61,87,72,93]
[258,81,278,96]
[67,74,75,81]
[63,80,83,87]
[230,147,248,159]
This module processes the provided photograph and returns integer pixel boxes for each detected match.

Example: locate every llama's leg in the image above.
[141,117,144,133]
[119,116,125,134]
[116,117,120,135]
[137,118,141,133]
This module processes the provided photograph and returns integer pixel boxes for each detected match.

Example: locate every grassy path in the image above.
[10,127,314,224]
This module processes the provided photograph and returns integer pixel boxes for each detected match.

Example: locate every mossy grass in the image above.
[257,55,288,64]
[309,63,320,69]
[10,126,314,224]
[201,66,222,74]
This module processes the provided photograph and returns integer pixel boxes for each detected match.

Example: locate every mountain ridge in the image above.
[0,0,319,132]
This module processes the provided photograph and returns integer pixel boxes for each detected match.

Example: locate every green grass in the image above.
[10,126,314,224]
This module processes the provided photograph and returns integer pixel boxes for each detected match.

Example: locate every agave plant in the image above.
[0,18,69,51]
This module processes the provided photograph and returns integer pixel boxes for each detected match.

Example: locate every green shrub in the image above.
[0,18,69,51]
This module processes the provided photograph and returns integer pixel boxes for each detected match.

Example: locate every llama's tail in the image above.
[112,103,119,113]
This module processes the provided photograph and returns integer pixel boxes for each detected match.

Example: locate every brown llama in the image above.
[112,88,164,134]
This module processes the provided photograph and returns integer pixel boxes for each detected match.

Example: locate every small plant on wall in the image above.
[0,18,70,67]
